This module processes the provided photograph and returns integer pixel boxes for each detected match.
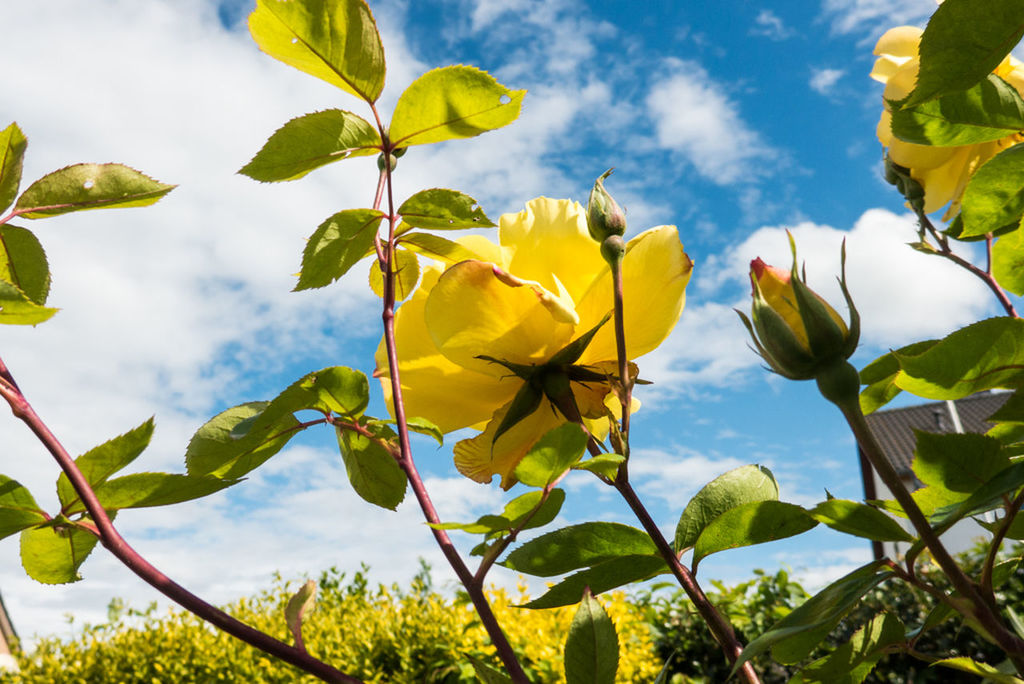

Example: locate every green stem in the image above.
[610,253,633,447]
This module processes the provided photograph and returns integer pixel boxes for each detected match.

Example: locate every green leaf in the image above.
[336,425,406,510]
[514,423,588,488]
[0,123,28,212]
[522,555,668,610]
[899,0,1024,109]
[63,473,240,515]
[465,654,514,684]
[932,657,1024,683]
[790,612,905,684]
[809,499,914,543]
[366,416,444,445]
[675,464,779,552]
[20,522,102,584]
[15,163,174,218]
[0,224,49,304]
[571,453,625,480]
[961,144,1024,237]
[692,501,817,569]
[295,208,384,291]
[368,246,419,300]
[260,366,370,425]
[894,318,1024,399]
[0,475,47,541]
[564,590,618,684]
[891,75,1024,146]
[0,279,57,325]
[979,514,1024,540]
[432,489,565,535]
[57,418,155,510]
[389,66,525,148]
[913,431,1009,494]
[185,401,303,479]
[930,460,1024,529]
[733,560,893,673]
[284,579,317,648]
[248,0,385,103]
[396,188,496,230]
[240,109,381,182]
[399,232,481,264]
[994,226,1024,295]
[503,522,657,577]
[858,341,939,414]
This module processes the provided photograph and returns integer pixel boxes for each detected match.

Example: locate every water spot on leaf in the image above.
[83,179,94,190]
[291,37,298,44]
[499,94,511,105]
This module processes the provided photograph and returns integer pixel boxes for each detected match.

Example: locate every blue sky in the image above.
[1,0,1017,646]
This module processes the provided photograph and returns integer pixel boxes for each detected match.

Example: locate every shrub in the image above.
[4,563,660,683]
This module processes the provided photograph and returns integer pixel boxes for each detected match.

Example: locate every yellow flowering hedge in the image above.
[4,568,660,683]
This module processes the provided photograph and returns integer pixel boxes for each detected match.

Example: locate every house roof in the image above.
[863,391,1011,477]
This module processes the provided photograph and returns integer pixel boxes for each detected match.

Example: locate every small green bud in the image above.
[377,152,398,172]
[587,168,627,243]
[600,235,625,267]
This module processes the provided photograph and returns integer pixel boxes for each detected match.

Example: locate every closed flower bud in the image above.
[737,234,860,383]
[587,168,627,243]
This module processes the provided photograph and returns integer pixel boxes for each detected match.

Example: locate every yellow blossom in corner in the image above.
[375,197,692,488]
[872,25,1024,219]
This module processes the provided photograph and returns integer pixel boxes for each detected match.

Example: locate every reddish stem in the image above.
[0,357,358,684]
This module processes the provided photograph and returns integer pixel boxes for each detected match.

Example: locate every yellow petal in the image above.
[424,259,575,376]
[888,137,958,171]
[376,266,519,433]
[869,55,905,84]
[574,225,693,364]
[873,26,922,58]
[500,197,608,304]
[456,234,509,267]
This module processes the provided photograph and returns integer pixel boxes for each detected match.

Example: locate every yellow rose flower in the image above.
[872,25,1024,219]
[375,197,692,488]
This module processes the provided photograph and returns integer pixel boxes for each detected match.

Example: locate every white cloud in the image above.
[647,59,778,185]
[809,67,846,95]
[820,0,933,39]
[750,9,796,41]
[628,446,747,507]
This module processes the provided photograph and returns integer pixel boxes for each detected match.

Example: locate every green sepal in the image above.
[0,224,50,305]
[248,0,385,103]
[893,318,1024,399]
[890,75,1024,147]
[521,555,668,610]
[368,247,419,300]
[389,66,525,148]
[858,340,939,414]
[430,489,564,535]
[57,417,155,511]
[675,464,779,552]
[993,226,1024,295]
[0,122,28,212]
[896,0,1024,109]
[398,232,481,264]
[503,521,656,577]
[564,589,618,684]
[732,560,894,674]
[548,311,613,366]
[491,379,543,445]
[0,278,57,325]
[335,423,406,510]
[396,188,495,230]
[15,163,174,218]
[20,517,109,585]
[789,612,905,684]
[692,501,817,570]
[808,499,913,542]
[513,423,588,488]
[240,109,381,182]
[0,475,47,541]
[295,208,384,291]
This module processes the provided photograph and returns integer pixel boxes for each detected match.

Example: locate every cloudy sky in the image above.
[0,0,1014,649]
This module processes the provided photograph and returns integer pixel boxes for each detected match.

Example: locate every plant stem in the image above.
[371,112,529,683]
[611,254,633,446]
[838,397,1024,674]
[0,357,358,684]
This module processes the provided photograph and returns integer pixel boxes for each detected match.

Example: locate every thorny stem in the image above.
[917,212,1019,318]
[370,107,529,683]
[839,398,1024,675]
[0,357,358,684]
